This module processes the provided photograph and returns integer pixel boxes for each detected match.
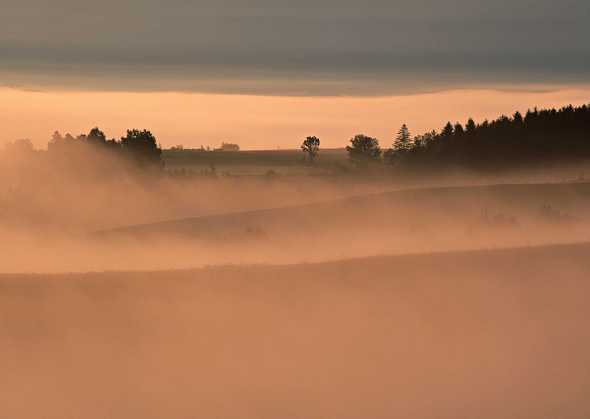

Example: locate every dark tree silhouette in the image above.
[392,103,590,170]
[301,136,320,163]
[121,129,163,168]
[346,134,381,167]
[8,126,167,178]
[393,124,412,152]
[384,124,412,165]
[87,127,107,145]
[413,130,437,149]
[441,122,454,138]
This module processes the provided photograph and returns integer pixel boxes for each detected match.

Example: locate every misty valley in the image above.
[2,104,590,419]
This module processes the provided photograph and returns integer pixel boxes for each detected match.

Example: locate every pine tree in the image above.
[393,124,411,152]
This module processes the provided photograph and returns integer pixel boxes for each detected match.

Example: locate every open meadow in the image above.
[2,242,590,419]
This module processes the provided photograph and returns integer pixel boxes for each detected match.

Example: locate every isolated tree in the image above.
[346,134,381,167]
[301,136,320,163]
[393,124,412,152]
[121,129,163,168]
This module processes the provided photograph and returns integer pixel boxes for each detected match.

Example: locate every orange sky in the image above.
[2,86,590,150]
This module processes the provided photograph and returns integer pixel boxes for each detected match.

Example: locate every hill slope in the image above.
[2,242,590,419]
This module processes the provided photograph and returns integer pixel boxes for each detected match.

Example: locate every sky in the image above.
[1,0,589,148]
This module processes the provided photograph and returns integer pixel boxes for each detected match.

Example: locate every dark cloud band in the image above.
[2,0,589,95]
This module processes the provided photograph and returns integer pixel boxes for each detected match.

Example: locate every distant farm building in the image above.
[217,142,240,152]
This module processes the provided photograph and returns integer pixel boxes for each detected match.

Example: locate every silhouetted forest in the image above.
[3,104,590,180]
[389,104,590,170]
[0,127,163,185]
[48,128,163,169]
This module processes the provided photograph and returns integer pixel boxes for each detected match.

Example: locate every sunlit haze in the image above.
[2,2,590,419]
[3,86,590,149]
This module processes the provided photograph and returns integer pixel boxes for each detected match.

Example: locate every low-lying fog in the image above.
[3,181,590,272]
[2,244,590,419]
[2,146,590,419]
[2,146,590,272]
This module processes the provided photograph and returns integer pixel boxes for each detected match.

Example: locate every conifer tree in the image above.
[393,124,411,152]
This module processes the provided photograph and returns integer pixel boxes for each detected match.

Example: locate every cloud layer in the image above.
[2,0,589,95]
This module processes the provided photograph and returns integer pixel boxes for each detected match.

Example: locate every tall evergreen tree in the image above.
[393,124,412,152]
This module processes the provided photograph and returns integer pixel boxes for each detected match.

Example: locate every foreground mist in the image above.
[2,244,590,419]
[2,139,590,419]
[3,142,590,272]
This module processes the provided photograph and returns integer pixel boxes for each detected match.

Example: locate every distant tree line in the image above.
[397,104,590,169]
[6,103,590,178]
[48,127,163,168]
[333,103,590,170]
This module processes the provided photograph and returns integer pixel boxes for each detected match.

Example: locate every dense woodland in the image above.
[395,104,590,169]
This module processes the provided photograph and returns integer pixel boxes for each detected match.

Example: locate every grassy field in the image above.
[163,148,590,180]
[4,173,590,418]
[92,182,590,270]
[4,180,590,273]
[163,148,350,176]
[2,242,590,419]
